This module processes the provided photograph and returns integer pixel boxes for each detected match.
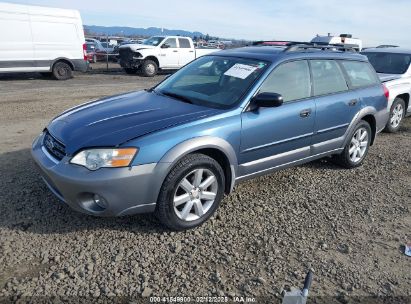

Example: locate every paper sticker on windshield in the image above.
[224,64,258,79]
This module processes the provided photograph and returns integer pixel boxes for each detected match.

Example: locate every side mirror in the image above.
[252,92,283,108]
[161,44,170,49]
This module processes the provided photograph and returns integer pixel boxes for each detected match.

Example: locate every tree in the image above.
[205,34,210,41]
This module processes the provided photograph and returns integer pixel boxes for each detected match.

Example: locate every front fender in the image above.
[158,136,238,192]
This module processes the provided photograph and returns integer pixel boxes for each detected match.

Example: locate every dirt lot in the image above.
[0,66,410,303]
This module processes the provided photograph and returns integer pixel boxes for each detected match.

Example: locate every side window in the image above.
[259,60,311,102]
[340,61,379,88]
[163,38,177,48]
[310,60,348,96]
[178,38,191,48]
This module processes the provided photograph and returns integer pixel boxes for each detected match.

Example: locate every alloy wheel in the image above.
[173,168,218,221]
[390,103,404,129]
[349,127,369,163]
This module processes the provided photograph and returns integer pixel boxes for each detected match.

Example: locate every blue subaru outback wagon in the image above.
[32,44,389,230]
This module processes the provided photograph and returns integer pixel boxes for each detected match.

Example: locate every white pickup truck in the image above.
[118,36,220,77]
[362,47,411,132]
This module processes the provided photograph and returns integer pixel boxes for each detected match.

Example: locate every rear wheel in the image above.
[333,120,371,168]
[156,153,225,230]
[52,61,72,80]
[141,60,158,77]
[385,97,405,133]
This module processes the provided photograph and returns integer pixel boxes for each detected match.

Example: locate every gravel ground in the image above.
[0,67,410,303]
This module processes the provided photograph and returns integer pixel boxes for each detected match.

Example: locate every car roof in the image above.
[362,47,411,54]
[214,46,367,63]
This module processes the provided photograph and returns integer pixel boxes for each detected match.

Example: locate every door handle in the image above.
[189,50,194,53]
[173,50,178,52]
[348,99,358,106]
[300,109,312,118]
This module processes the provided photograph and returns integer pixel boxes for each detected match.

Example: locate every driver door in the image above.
[239,60,315,177]
[158,38,179,69]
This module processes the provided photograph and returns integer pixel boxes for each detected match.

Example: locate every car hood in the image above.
[120,44,156,51]
[47,90,221,155]
[378,73,403,82]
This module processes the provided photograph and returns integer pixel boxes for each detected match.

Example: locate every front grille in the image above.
[43,131,66,161]
[119,48,133,61]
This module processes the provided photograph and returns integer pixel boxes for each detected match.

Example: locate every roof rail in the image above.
[283,42,359,52]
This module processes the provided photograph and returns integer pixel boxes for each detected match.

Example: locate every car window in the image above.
[178,38,191,48]
[362,52,411,74]
[164,38,177,48]
[310,60,348,96]
[340,61,379,88]
[259,60,311,102]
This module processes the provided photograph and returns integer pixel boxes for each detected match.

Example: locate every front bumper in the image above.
[31,133,165,216]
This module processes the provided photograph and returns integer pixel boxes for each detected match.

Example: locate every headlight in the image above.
[70,148,138,170]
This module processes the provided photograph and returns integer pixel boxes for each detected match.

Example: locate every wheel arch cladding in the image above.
[361,114,376,145]
[159,137,238,194]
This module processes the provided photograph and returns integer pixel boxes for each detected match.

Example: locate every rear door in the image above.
[158,38,179,68]
[239,60,315,176]
[310,59,361,154]
[177,38,195,67]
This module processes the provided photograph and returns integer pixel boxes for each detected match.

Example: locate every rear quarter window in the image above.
[340,61,379,88]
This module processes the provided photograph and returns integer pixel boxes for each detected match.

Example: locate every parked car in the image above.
[119,36,220,76]
[32,44,389,230]
[362,48,411,132]
[85,43,97,63]
[0,2,88,80]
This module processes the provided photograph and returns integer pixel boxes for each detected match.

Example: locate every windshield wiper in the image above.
[160,91,193,104]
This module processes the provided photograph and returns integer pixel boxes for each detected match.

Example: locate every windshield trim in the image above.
[153,55,271,110]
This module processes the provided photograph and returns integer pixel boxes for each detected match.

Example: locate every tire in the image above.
[384,97,405,133]
[124,68,137,74]
[52,61,73,80]
[141,59,158,77]
[156,153,225,230]
[333,120,372,169]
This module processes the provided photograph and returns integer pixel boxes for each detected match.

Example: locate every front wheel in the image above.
[156,153,225,230]
[385,97,405,133]
[333,121,372,168]
[141,60,158,77]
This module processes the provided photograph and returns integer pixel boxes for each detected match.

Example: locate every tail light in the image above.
[382,84,389,100]
[83,43,87,61]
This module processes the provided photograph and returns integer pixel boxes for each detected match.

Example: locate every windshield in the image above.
[155,56,269,109]
[143,36,165,46]
[363,52,411,74]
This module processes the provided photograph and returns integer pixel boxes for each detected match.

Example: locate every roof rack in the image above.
[283,42,359,52]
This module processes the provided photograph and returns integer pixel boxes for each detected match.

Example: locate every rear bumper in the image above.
[30,133,167,217]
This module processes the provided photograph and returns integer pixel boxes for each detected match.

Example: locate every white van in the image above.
[0,2,88,80]
[311,34,363,51]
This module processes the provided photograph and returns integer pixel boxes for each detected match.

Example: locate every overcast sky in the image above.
[5,0,411,47]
